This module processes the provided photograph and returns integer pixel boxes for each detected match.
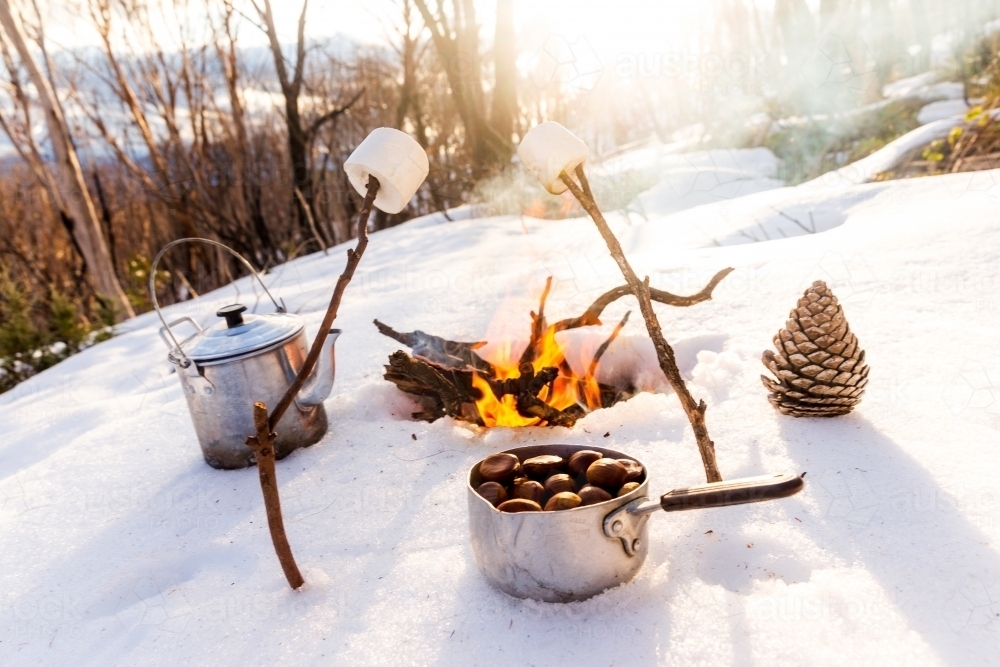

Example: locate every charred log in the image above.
[374,319,494,373]
[381,349,630,427]
[383,351,480,422]
[515,393,579,427]
[486,362,558,399]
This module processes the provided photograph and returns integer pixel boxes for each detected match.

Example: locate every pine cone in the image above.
[761,280,869,417]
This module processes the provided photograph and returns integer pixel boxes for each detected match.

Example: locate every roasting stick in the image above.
[246,402,304,589]
[245,129,428,590]
[268,175,380,432]
[559,164,723,483]
[246,175,379,591]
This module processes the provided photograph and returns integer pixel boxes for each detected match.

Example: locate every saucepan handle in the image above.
[603,473,805,557]
[659,473,804,512]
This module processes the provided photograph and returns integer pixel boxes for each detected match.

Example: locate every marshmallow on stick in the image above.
[516,121,589,195]
[517,121,725,483]
[344,128,429,214]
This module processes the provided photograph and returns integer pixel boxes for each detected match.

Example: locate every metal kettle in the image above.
[151,239,339,470]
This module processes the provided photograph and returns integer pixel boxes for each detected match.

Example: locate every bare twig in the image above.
[294,186,329,253]
[268,175,380,431]
[306,87,366,139]
[246,402,304,590]
[588,310,630,378]
[550,267,733,333]
[519,276,552,365]
[768,206,814,235]
[517,269,731,365]
[560,164,722,483]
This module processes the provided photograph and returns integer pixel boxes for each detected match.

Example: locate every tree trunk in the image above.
[490,0,516,157]
[285,97,313,242]
[259,0,315,244]
[413,0,507,174]
[0,0,133,319]
[909,0,932,73]
[870,0,895,100]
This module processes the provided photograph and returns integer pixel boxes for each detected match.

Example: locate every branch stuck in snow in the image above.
[246,401,304,590]
[560,164,723,483]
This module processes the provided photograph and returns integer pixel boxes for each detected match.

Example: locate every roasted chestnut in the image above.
[586,458,628,491]
[617,481,641,497]
[578,485,613,506]
[617,459,644,483]
[477,481,508,506]
[497,498,542,513]
[479,452,521,483]
[544,473,575,495]
[544,492,582,511]
[567,450,603,476]
[522,455,564,479]
[513,480,545,504]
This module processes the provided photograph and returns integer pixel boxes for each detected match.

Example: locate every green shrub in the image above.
[764,98,924,184]
[0,273,114,394]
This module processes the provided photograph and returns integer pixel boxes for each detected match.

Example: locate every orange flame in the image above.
[472,325,605,427]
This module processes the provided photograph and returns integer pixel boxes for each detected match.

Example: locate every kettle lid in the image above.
[183,303,304,362]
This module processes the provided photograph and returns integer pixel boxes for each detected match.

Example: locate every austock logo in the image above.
[940,361,1000,417]
[114,574,353,637]
[528,34,603,93]
[943,575,1000,633]
[614,48,772,97]
[0,470,60,525]
[115,577,194,635]
[800,33,879,98]
[1,591,86,642]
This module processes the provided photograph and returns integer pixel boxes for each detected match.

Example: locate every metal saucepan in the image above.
[467,444,804,602]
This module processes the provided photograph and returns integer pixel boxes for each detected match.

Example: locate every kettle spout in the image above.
[297,329,341,407]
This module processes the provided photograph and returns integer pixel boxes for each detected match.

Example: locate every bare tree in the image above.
[0,0,133,319]
[391,0,430,147]
[250,0,364,243]
[413,0,513,173]
[489,0,516,148]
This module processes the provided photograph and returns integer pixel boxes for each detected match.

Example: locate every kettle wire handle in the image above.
[149,238,286,366]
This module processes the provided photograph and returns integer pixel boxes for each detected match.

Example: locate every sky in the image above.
[39,0,718,63]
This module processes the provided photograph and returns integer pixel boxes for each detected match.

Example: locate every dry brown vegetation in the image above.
[0,0,525,390]
[0,0,996,392]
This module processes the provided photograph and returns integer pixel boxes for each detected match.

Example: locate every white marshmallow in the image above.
[516,121,589,195]
[344,128,429,214]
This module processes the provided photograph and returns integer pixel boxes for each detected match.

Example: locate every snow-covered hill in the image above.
[2,142,1000,666]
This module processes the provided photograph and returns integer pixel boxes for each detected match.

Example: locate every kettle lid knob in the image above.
[216,303,248,329]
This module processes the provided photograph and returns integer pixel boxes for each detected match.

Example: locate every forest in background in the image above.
[2,0,1000,392]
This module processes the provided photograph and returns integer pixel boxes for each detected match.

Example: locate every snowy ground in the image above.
[2,142,1000,666]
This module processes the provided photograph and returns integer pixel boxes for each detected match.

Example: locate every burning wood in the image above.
[376,268,732,428]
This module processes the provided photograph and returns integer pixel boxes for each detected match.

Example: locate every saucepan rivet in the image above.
[632,538,641,551]
[612,520,623,533]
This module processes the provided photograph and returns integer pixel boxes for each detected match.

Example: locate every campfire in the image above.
[377,269,732,428]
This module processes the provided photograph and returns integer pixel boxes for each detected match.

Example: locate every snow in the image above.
[628,147,783,219]
[883,73,965,103]
[917,99,973,125]
[826,117,961,185]
[3,138,1000,666]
